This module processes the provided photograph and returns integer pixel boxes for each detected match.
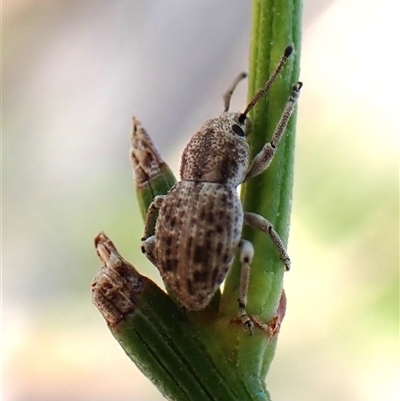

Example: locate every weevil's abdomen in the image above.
[154,181,243,310]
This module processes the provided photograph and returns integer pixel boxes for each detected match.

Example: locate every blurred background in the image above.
[3,0,398,400]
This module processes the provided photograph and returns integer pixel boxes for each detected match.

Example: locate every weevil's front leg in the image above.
[142,195,165,240]
[244,212,291,271]
[245,82,302,181]
[237,239,255,335]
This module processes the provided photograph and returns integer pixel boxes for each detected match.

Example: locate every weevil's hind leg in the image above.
[245,82,302,181]
[237,239,287,336]
[141,235,157,265]
[142,195,165,240]
[244,212,291,271]
[251,290,287,338]
[237,239,255,335]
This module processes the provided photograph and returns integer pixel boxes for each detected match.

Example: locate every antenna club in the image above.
[241,45,296,117]
[284,44,294,58]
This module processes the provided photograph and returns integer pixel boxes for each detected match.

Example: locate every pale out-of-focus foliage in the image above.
[3,1,398,401]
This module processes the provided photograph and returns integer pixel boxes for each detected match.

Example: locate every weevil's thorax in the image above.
[180,112,251,186]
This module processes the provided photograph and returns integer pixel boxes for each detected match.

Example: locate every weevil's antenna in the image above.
[223,72,247,112]
[238,44,294,124]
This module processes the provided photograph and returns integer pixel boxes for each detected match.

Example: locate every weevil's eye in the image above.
[232,123,244,137]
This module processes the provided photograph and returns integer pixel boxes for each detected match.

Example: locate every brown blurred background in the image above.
[3,1,398,400]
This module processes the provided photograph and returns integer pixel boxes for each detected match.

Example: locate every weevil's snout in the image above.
[218,111,251,138]
[238,112,246,125]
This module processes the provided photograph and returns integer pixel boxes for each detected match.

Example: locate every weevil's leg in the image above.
[245,82,302,181]
[237,239,287,336]
[141,235,157,265]
[222,72,247,113]
[142,195,165,240]
[237,239,255,335]
[250,290,286,337]
[244,212,291,271]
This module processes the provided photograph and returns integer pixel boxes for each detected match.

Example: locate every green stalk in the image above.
[220,0,302,384]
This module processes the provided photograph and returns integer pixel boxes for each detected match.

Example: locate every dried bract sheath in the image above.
[130,117,177,219]
[92,232,145,326]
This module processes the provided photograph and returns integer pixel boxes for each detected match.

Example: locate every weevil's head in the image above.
[180,111,251,186]
[180,44,296,186]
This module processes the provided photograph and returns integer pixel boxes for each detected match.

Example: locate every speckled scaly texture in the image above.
[154,181,243,310]
[180,112,250,186]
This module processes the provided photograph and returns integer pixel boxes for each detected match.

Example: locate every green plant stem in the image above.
[220,0,302,383]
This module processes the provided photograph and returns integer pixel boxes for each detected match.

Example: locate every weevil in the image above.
[140,45,302,333]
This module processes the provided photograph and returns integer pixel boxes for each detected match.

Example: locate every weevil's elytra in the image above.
[139,45,302,334]
[154,181,243,310]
